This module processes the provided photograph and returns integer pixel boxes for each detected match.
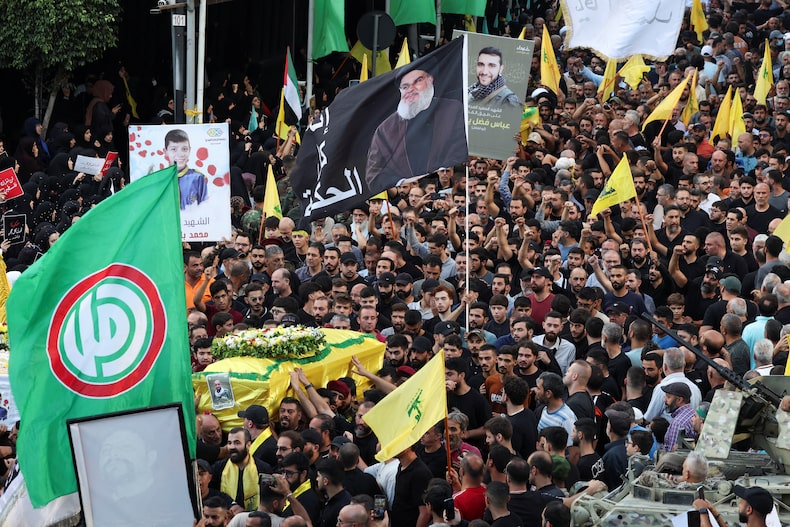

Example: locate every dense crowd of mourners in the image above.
[2,1,790,525]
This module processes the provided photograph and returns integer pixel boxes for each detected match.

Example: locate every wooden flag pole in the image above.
[632,192,654,254]
[444,415,454,476]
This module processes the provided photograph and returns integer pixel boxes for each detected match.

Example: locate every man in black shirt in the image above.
[391,446,432,527]
[315,459,352,527]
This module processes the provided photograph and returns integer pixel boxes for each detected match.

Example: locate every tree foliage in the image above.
[0,0,122,74]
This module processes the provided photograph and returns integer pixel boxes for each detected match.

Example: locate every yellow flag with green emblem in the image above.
[710,85,732,145]
[754,40,774,105]
[641,74,690,131]
[681,69,699,126]
[363,351,447,461]
[589,157,637,218]
[263,165,282,219]
[540,25,561,95]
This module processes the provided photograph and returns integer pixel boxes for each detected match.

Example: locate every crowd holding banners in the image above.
[7,0,790,524]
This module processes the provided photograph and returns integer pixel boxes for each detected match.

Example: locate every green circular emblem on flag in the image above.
[47,264,167,398]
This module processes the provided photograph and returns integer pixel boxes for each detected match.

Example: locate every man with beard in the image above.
[534,372,577,443]
[668,233,705,291]
[468,47,520,108]
[446,357,489,449]
[338,253,366,289]
[527,267,555,325]
[394,273,415,303]
[366,66,467,190]
[467,302,497,344]
[320,247,341,279]
[278,452,322,526]
[533,312,576,375]
[267,268,296,310]
[642,352,663,398]
[211,428,273,512]
[352,401,379,466]
[602,265,647,316]
[675,188,711,233]
[648,205,686,259]
[566,267,588,303]
[484,346,517,415]
[700,485,772,527]
[661,383,695,452]
[382,303,407,337]
[278,397,303,433]
[625,238,651,283]
[384,334,409,367]
[185,251,213,312]
[376,272,404,320]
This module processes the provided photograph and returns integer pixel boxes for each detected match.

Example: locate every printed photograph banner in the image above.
[455,31,533,160]
[291,37,468,223]
[127,123,231,242]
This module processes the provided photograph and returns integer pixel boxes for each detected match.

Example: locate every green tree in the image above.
[0,0,122,128]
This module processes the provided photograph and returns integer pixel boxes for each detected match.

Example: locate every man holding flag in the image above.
[362,351,446,526]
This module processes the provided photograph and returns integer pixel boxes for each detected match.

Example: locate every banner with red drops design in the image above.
[128,123,231,242]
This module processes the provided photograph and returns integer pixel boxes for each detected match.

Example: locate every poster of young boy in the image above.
[128,123,231,242]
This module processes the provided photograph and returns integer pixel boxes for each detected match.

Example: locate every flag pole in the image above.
[444,415,453,474]
[653,74,692,145]
[632,193,654,254]
[258,210,266,245]
[465,164,470,324]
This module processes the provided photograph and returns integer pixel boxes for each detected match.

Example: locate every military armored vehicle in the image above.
[571,315,790,527]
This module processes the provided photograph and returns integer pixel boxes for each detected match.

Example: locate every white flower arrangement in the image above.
[212,325,326,360]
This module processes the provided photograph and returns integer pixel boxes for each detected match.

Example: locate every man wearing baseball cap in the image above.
[661,382,695,452]
[694,484,774,527]
[238,405,277,467]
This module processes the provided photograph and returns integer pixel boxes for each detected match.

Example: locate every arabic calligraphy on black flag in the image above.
[291,37,468,224]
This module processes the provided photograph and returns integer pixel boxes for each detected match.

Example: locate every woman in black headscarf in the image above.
[14,137,43,185]
[22,117,51,167]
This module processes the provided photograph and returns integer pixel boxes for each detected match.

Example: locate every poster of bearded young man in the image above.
[291,37,469,224]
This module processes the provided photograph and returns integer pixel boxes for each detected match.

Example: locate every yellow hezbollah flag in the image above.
[540,25,561,95]
[710,85,732,145]
[360,54,369,82]
[395,38,411,69]
[641,74,690,131]
[681,69,699,126]
[598,59,618,102]
[263,165,282,219]
[773,213,790,252]
[754,40,774,105]
[363,351,447,461]
[618,55,650,91]
[350,40,392,76]
[589,157,637,218]
[690,0,708,42]
[517,26,526,39]
[729,88,746,141]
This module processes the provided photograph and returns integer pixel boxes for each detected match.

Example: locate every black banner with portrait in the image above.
[291,37,468,224]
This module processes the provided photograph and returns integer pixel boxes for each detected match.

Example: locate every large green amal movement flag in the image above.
[7,164,196,507]
[441,0,486,16]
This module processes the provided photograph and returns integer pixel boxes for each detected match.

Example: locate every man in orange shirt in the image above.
[185,251,212,312]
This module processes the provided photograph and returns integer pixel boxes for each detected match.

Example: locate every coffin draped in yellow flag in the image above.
[589,157,637,218]
[363,351,447,461]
